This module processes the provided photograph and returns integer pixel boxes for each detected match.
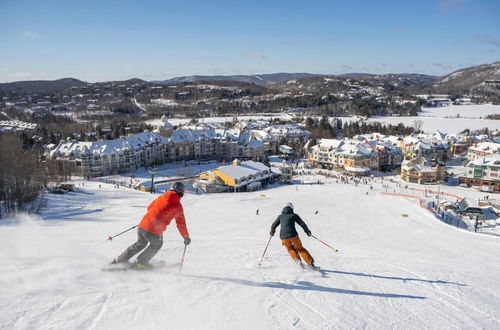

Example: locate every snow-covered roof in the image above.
[50,132,169,158]
[432,130,447,141]
[468,154,500,166]
[335,139,373,156]
[170,129,216,143]
[240,160,270,173]
[0,120,37,130]
[401,156,437,172]
[311,139,344,152]
[469,142,500,154]
[216,165,259,180]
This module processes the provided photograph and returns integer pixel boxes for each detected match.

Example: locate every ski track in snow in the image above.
[1,178,500,329]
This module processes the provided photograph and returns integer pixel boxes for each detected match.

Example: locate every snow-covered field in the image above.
[146,105,500,135]
[145,113,294,127]
[1,178,499,329]
[364,104,500,134]
[420,104,500,119]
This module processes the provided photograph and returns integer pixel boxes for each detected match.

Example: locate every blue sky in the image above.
[0,0,499,82]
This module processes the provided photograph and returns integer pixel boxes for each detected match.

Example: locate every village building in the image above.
[197,159,273,193]
[400,156,445,184]
[401,135,451,161]
[355,134,404,171]
[467,142,500,161]
[0,120,37,131]
[49,132,170,177]
[459,154,500,192]
[157,116,174,137]
[49,126,266,178]
[308,139,377,176]
[308,139,344,170]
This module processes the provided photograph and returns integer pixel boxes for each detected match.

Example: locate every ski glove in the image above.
[270,231,275,236]
[184,237,191,245]
[305,230,312,237]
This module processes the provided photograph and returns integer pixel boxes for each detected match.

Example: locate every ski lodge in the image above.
[197,159,273,193]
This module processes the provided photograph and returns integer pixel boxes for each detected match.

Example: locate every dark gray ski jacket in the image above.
[270,206,311,239]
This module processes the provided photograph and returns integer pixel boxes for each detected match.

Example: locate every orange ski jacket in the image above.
[139,190,189,237]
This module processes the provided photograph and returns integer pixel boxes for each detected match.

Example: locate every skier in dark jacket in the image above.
[270,202,315,269]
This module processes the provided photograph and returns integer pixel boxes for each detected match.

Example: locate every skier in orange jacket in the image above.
[112,182,190,268]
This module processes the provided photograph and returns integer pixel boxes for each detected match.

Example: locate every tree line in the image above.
[304,116,418,140]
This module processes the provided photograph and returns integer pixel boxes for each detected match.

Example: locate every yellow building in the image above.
[198,159,272,192]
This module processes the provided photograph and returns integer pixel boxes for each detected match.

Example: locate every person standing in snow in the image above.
[270,202,316,269]
[111,182,191,269]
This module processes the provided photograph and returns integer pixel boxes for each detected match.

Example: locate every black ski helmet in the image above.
[171,182,185,197]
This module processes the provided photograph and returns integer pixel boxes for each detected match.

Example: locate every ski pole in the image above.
[258,235,273,266]
[107,225,138,241]
[311,235,338,252]
[178,244,187,274]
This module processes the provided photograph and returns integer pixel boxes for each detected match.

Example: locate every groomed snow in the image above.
[1,178,499,329]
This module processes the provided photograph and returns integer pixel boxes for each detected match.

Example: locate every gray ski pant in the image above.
[116,227,163,264]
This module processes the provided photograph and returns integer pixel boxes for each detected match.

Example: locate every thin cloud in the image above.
[12,71,47,80]
[475,34,500,47]
[244,52,266,59]
[137,73,155,79]
[13,72,32,79]
[432,63,453,71]
[342,65,353,71]
[330,36,339,43]
[23,32,39,39]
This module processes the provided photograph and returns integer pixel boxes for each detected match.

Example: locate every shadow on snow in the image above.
[182,274,426,299]
[323,269,466,286]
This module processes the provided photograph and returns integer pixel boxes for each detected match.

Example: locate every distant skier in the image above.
[270,202,316,269]
[111,182,191,269]
[256,209,259,215]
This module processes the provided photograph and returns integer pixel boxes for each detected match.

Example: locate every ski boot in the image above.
[306,262,319,271]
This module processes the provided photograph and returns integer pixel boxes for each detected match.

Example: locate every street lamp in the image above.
[147,168,158,194]
[436,180,442,210]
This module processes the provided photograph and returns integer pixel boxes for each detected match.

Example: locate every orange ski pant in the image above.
[281,236,314,265]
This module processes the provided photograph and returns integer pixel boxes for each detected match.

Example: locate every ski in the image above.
[102,261,180,272]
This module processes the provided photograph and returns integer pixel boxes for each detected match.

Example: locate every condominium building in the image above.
[459,154,500,192]
[400,156,445,184]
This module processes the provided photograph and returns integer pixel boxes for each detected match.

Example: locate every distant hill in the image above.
[114,78,148,85]
[156,73,323,86]
[0,78,86,94]
[339,73,438,87]
[1,62,499,96]
[427,61,500,95]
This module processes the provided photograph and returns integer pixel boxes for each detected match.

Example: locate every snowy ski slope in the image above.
[0,179,499,329]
